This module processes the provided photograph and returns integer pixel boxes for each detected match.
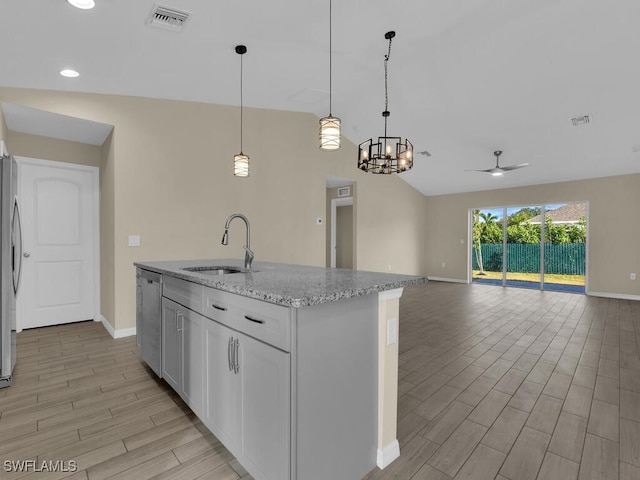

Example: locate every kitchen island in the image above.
[135,259,426,480]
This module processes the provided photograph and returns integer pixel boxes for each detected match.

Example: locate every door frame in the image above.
[15,156,100,332]
[330,196,353,268]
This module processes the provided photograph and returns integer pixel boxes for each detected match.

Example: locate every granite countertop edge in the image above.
[135,259,427,308]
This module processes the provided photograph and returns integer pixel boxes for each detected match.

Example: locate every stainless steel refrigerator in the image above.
[0,155,22,388]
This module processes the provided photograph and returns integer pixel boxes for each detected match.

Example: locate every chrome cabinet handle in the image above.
[210,303,227,312]
[234,339,240,374]
[177,312,183,333]
[228,337,234,371]
[244,315,265,325]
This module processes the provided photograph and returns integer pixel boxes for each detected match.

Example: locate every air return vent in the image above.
[570,114,592,127]
[147,4,190,31]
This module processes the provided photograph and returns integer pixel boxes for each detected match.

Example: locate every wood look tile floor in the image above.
[1,282,638,480]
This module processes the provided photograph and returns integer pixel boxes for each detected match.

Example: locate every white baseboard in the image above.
[377,439,400,469]
[99,315,137,339]
[588,291,640,301]
[427,276,468,284]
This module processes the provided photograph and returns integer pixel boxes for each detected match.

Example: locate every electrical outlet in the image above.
[631,273,637,281]
[387,317,398,345]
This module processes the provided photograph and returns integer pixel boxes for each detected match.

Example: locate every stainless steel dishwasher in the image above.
[136,268,163,377]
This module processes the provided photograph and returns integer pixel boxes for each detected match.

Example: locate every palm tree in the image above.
[474,211,499,276]
[473,211,486,275]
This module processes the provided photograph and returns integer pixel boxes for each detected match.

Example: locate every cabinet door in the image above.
[136,279,142,352]
[181,308,204,416]
[239,333,290,480]
[203,319,241,455]
[161,298,181,393]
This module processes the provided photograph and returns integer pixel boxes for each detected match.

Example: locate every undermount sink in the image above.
[183,266,245,275]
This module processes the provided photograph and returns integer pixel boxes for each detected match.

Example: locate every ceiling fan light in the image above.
[319,115,341,150]
[60,69,80,78]
[491,171,503,177]
[67,0,95,9]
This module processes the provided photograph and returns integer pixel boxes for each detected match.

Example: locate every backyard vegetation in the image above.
[472,206,586,286]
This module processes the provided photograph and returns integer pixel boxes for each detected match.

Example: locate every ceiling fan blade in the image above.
[499,162,530,171]
[464,168,492,173]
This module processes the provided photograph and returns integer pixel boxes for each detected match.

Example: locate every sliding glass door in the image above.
[505,206,541,289]
[471,202,586,293]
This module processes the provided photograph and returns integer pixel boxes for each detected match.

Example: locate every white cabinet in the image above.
[162,297,204,416]
[239,332,290,480]
[203,315,290,480]
[203,317,240,452]
[142,273,377,480]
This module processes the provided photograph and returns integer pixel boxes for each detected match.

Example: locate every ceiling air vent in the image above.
[570,114,592,127]
[147,4,190,32]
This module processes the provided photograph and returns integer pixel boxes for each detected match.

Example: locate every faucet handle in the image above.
[244,246,254,270]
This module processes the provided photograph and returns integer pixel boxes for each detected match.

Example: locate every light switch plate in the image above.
[128,235,141,247]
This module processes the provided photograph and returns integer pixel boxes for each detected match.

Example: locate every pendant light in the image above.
[319,0,340,150]
[234,45,249,177]
[358,31,413,174]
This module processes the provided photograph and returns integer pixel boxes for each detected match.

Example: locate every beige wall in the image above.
[0,107,7,149]
[0,87,427,332]
[424,174,640,297]
[6,131,102,167]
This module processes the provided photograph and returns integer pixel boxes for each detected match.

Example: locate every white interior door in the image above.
[18,158,99,329]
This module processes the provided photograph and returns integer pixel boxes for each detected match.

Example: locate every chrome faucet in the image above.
[221,213,254,270]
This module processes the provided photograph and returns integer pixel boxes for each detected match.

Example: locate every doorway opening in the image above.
[471,202,587,293]
[326,178,356,269]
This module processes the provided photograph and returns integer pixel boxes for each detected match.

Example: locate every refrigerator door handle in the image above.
[12,196,23,295]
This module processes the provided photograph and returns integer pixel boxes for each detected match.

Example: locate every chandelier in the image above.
[358,31,413,174]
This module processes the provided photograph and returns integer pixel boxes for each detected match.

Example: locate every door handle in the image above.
[23,252,30,258]
[234,338,240,374]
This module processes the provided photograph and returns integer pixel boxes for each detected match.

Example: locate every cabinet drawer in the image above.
[203,286,232,324]
[203,286,291,352]
[163,276,204,313]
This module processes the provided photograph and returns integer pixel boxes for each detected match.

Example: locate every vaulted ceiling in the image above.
[2,0,639,195]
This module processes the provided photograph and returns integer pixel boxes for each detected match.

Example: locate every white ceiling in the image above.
[1,0,639,196]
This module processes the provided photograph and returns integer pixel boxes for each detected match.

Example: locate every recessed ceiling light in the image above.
[60,69,80,78]
[67,0,95,9]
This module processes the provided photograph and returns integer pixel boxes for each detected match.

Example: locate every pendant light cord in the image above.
[240,53,244,153]
[329,0,333,116]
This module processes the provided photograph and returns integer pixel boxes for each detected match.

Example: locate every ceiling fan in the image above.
[466,150,530,177]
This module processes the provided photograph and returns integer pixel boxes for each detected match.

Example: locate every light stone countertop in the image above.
[135,259,427,308]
